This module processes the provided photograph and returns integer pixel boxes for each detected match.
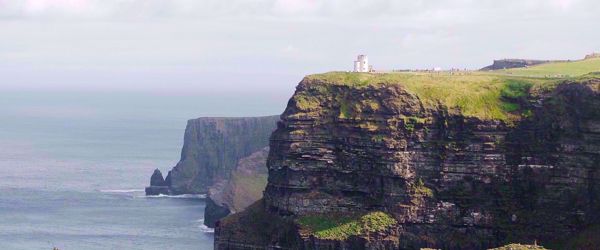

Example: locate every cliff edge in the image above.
[215,72,600,249]
[145,116,279,227]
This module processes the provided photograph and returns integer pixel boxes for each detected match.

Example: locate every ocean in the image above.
[0,91,285,250]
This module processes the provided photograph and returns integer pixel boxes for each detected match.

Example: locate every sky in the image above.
[1,0,599,94]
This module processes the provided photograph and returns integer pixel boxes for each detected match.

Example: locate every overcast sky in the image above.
[1,0,599,94]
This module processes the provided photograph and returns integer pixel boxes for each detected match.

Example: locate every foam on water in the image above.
[144,194,207,199]
[99,189,145,193]
[199,224,215,234]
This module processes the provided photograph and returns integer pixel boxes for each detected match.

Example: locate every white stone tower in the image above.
[353,55,369,72]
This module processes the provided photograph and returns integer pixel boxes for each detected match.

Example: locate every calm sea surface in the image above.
[0,91,284,250]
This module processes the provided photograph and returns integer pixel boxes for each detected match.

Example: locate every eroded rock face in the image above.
[144,116,278,227]
[168,116,279,194]
[150,169,166,186]
[145,169,169,195]
[143,116,278,196]
[204,147,269,227]
[215,78,600,249]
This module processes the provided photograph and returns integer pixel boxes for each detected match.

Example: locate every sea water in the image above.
[0,91,285,250]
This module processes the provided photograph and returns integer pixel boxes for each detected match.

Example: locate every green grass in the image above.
[297,211,397,240]
[413,178,434,197]
[306,72,558,122]
[294,94,321,111]
[305,59,600,122]
[495,58,600,77]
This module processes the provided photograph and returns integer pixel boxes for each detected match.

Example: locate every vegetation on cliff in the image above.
[305,58,599,122]
[496,57,600,77]
[215,61,600,249]
[305,72,555,122]
[297,211,397,240]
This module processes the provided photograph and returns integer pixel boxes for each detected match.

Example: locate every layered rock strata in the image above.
[215,77,600,249]
[145,116,278,226]
[168,116,278,194]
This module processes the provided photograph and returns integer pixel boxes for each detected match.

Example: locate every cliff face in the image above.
[166,116,278,194]
[144,116,278,227]
[204,147,270,227]
[215,77,600,249]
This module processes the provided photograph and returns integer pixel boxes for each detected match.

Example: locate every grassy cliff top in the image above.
[495,57,600,77]
[304,58,599,122]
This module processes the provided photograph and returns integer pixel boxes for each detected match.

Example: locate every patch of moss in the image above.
[295,94,321,111]
[412,178,434,197]
[339,99,352,119]
[297,211,397,240]
[405,122,415,133]
[501,102,521,112]
[360,122,379,131]
[372,134,385,142]
[363,99,381,111]
[501,80,533,99]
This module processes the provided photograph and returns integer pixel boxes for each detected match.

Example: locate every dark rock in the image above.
[164,171,172,187]
[145,169,170,195]
[204,198,232,228]
[149,169,166,186]
[215,77,600,249]
[144,116,278,197]
[203,147,269,228]
[168,116,279,194]
[144,186,170,196]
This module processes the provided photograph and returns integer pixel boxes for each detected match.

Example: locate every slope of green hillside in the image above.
[306,58,599,123]
[306,72,558,122]
[495,58,600,77]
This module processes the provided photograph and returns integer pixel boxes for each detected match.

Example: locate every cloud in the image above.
[0,0,599,93]
[0,0,596,22]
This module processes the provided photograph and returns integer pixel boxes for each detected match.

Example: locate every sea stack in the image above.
[145,169,170,195]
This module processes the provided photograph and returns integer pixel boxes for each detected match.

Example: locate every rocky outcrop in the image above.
[144,116,278,225]
[215,76,600,249]
[204,147,270,227]
[150,169,167,186]
[480,59,562,70]
[167,116,279,194]
[145,169,170,195]
[145,116,277,195]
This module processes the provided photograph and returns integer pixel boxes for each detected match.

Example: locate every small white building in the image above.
[353,55,370,72]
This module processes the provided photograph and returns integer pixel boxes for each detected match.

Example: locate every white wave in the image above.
[195,218,205,223]
[199,224,215,233]
[144,194,207,199]
[99,189,145,193]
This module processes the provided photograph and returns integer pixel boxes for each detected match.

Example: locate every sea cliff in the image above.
[145,116,279,227]
[215,73,600,249]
